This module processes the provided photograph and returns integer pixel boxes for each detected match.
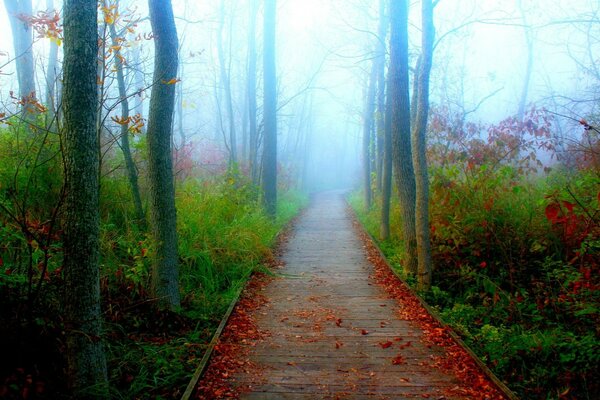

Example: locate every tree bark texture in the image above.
[262,0,277,217]
[375,0,388,192]
[62,0,108,396]
[109,18,146,228]
[412,0,434,290]
[147,0,180,310]
[389,0,417,275]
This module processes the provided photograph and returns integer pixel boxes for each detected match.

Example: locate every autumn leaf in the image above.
[378,341,393,349]
[335,341,343,349]
[361,329,369,335]
[335,318,342,327]
[162,77,181,85]
[392,355,405,365]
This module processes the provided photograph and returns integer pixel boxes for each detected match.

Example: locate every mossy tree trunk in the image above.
[62,0,109,397]
[147,0,180,310]
[412,0,435,290]
[389,0,417,276]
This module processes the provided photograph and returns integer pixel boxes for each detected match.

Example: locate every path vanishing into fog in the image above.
[199,191,506,399]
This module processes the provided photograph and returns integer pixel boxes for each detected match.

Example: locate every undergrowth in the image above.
[349,166,599,400]
[0,129,307,400]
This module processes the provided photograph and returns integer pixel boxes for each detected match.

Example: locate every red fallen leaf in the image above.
[399,341,412,349]
[335,318,342,327]
[479,261,487,268]
[379,341,393,349]
[361,329,369,335]
[335,341,343,349]
[392,354,405,365]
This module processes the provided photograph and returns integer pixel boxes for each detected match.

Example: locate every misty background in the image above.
[0,0,597,190]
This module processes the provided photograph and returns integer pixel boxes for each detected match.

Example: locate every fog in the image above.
[1,0,598,191]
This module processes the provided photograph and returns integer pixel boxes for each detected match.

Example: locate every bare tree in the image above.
[262,0,277,217]
[4,0,35,116]
[363,60,377,209]
[107,3,146,228]
[247,0,260,182]
[217,0,237,164]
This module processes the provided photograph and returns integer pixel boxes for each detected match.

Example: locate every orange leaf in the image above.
[162,77,180,85]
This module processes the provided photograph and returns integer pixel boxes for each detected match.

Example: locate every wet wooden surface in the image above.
[221,191,468,399]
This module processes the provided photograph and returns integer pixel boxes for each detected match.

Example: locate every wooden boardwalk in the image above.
[197,191,507,399]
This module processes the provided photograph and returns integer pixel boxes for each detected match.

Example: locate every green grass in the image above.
[99,174,307,399]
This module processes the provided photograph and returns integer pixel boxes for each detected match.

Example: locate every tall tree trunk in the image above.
[45,0,58,117]
[62,0,108,396]
[380,60,393,241]
[177,61,186,145]
[389,0,417,275]
[147,0,180,310]
[375,0,388,193]
[412,0,434,290]
[517,0,533,122]
[363,61,377,209]
[247,0,259,183]
[4,0,36,117]
[108,12,146,228]
[262,0,277,217]
[217,0,237,165]
[132,45,145,121]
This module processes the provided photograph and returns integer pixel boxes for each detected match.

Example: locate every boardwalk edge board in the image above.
[347,201,520,400]
[180,210,304,400]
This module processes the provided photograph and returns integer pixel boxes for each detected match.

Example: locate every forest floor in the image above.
[196,191,509,399]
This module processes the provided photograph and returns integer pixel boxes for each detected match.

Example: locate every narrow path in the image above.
[201,191,504,399]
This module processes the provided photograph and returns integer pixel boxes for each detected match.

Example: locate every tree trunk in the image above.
[177,61,186,145]
[147,0,180,310]
[62,0,108,397]
[380,59,393,241]
[363,61,377,209]
[4,0,36,117]
[108,14,146,228]
[517,0,533,122]
[217,0,237,165]
[45,0,58,117]
[389,0,417,276]
[248,0,259,183]
[262,0,277,217]
[412,0,434,290]
[375,0,388,193]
